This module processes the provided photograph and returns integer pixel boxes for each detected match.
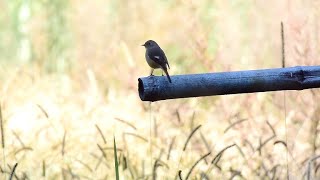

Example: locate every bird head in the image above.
[142,40,158,49]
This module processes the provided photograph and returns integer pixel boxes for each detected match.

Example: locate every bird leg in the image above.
[150,69,154,76]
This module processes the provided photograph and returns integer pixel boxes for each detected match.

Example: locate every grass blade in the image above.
[114,136,120,180]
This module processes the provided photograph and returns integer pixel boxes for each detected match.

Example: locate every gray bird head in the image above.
[142,40,159,49]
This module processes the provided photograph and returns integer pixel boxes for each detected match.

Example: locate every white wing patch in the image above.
[154,56,160,59]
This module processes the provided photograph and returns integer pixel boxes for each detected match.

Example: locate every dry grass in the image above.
[0,0,320,179]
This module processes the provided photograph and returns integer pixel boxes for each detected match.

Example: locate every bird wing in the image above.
[163,51,170,69]
[148,47,169,69]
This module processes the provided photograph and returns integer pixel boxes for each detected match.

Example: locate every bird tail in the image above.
[162,68,172,83]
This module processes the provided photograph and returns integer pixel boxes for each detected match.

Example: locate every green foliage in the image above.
[0,0,25,62]
[0,0,72,72]
[45,0,72,73]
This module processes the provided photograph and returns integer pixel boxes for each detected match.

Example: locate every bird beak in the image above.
[141,44,145,46]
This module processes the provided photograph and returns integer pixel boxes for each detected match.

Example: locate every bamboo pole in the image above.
[138,66,320,101]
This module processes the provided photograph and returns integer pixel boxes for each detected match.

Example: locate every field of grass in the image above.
[0,0,320,179]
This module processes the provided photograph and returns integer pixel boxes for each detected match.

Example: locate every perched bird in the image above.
[142,40,172,83]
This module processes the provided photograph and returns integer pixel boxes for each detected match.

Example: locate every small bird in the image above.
[142,40,172,83]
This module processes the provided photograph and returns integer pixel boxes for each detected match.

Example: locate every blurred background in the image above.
[0,0,319,179]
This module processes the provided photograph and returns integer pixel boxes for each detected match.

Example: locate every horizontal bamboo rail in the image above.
[138,66,320,101]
